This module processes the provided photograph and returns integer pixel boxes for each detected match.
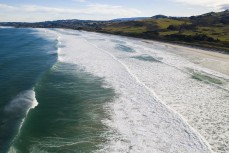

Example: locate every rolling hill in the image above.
[101,10,229,52]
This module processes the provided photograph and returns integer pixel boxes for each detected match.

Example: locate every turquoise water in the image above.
[115,44,135,52]
[0,28,115,153]
[132,55,161,62]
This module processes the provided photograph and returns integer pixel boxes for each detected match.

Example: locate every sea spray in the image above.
[4,90,38,115]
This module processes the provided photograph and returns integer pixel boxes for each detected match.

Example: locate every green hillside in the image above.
[101,10,229,52]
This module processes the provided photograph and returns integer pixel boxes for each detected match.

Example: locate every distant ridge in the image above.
[111,17,150,22]
[151,15,168,19]
[111,15,171,21]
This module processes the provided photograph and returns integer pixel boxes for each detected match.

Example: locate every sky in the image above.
[0,0,228,22]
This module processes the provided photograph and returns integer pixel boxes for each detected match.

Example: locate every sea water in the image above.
[0,28,115,153]
[2,28,227,153]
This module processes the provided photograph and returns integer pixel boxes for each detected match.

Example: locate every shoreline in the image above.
[96,30,229,54]
[2,25,229,54]
[146,37,229,76]
[89,30,229,76]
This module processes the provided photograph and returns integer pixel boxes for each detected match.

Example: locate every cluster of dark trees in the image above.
[165,34,216,42]
[189,10,229,25]
[0,20,107,31]
[167,24,197,31]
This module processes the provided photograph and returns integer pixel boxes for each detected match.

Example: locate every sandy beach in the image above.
[162,42,229,76]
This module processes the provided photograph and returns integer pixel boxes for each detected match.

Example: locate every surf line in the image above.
[56,35,62,62]
[6,89,38,147]
[83,38,214,153]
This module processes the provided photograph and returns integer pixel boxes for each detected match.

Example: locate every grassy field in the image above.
[102,10,229,52]
[156,18,189,29]
[104,26,147,34]
[196,26,229,42]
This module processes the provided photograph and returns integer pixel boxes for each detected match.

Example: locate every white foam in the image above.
[48,29,214,153]
[90,33,229,153]
[56,36,62,62]
[0,26,14,28]
[4,90,38,114]
[47,50,58,55]
[34,29,64,62]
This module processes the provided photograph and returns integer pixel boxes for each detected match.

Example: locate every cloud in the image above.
[86,4,141,16]
[172,0,229,10]
[220,4,229,10]
[72,0,87,3]
[0,3,17,10]
[0,3,141,21]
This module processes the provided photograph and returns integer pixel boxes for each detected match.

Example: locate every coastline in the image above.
[96,30,229,54]
[144,37,229,76]
[95,30,229,76]
[2,25,228,53]
[2,27,228,152]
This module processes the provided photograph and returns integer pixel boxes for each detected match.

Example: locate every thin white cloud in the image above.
[173,0,229,10]
[221,4,229,10]
[72,0,87,3]
[86,4,141,16]
[0,4,17,10]
[0,3,141,17]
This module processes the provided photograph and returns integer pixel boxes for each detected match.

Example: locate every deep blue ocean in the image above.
[0,28,114,153]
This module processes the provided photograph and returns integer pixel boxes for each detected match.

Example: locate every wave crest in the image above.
[4,90,38,115]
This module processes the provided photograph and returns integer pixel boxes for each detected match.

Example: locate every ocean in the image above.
[0,28,115,153]
[1,28,228,153]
